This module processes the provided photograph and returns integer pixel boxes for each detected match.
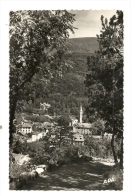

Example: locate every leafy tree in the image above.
[85,11,123,166]
[57,115,71,127]
[10,10,75,146]
[91,118,105,135]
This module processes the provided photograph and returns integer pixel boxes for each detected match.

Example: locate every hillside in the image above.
[17,37,99,120]
[66,37,99,54]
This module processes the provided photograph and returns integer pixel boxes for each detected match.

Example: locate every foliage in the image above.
[66,37,99,54]
[84,136,113,159]
[10,10,75,145]
[25,115,50,123]
[64,145,79,161]
[10,161,29,178]
[12,140,29,154]
[57,115,71,127]
[91,118,105,135]
[85,10,123,164]
[16,51,90,119]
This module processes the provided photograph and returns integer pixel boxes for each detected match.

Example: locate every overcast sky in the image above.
[68,10,117,38]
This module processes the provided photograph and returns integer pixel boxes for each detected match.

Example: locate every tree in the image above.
[91,118,105,135]
[85,11,123,166]
[57,115,71,127]
[10,10,75,146]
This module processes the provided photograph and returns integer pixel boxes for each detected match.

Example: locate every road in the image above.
[22,161,115,190]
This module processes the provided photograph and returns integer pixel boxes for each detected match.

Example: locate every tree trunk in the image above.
[111,68,118,164]
[111,134,118,164]
[120,136,123,168]
[10,94,18,147]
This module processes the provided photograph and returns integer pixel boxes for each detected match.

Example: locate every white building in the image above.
[69,117,78,126]
[31,132,43,142]
[27,132,43,143]
[72,105,92,135]
[19,124,32,134]
[73,134,84,146]
[73,123,92,135]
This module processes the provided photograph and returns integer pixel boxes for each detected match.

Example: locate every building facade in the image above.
[73,134,84,146]
[19,124,32,134]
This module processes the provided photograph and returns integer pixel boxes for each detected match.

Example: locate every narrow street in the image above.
[22,161,115,190]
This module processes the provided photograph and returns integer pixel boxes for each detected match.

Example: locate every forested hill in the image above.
[66,37,99,54]
[20,37,99,120]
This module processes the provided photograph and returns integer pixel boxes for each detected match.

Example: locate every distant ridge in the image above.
[66,37,99,54]
[69,37,97,39]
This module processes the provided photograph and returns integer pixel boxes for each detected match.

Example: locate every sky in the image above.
[68,10,117,38]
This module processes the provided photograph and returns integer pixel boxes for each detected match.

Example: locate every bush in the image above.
[84,136,113,159]
[10,161,29,179]
[91,118,105,135]
[64,145,79,161]
[12,140,29,154]
[57,115,71,127]
[25,115,50,123]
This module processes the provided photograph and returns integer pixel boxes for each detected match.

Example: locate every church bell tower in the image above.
[80,104,83,123]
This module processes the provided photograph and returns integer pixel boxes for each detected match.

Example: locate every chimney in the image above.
[80,104,83,123]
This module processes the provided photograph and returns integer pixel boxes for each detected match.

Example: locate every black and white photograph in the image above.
[0,1,131,193]
[8,9,124,190]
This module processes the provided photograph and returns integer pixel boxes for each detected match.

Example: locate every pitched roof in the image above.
[77,123,92,128]
[21,124,32,128]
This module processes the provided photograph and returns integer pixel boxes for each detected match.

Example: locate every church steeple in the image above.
[80,104,83,123]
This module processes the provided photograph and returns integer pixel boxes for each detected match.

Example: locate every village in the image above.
[14,102,112,147]
[9,101,116,191]
[8,9,123,191]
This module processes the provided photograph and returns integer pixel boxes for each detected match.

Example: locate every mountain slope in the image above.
[66,37,99,54]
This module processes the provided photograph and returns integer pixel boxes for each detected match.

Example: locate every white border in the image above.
[0,1,131,195]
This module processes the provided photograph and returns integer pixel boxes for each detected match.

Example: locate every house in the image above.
[103,133,112,140]
[31,132,43,142]
[71,105,92,135]
[43,122,54,128]
[40,102,51,110]
[69,117,78,126]
[19,123,32,134]
[21,117,29,125]
[73,123,92,135]
[73,134,84,146]
[27,132,43,143]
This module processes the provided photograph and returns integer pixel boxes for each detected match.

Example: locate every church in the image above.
[72,105,92,135]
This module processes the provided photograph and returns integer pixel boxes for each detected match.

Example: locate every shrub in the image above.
[10,162,29,179]
[84,136,113,158]
[64,145,79,161]
[25,115,50,123]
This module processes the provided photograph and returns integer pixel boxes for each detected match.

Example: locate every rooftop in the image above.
[31,131,42,135]
[77,123,92,128]
[20,124,32,128]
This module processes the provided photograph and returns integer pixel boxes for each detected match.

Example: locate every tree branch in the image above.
[16,72,35,93]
